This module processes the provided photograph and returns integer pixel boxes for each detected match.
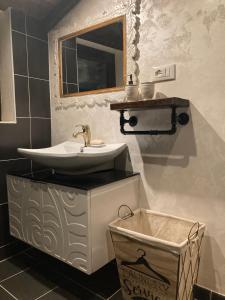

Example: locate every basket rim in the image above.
[109,208,206,253]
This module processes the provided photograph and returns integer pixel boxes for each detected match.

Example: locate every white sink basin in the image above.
[18,141,127,175]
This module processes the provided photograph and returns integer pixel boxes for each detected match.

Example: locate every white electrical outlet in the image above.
[152,64,176,82]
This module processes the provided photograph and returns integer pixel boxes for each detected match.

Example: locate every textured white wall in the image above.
[0,8,16,122]
[49,0,225,294]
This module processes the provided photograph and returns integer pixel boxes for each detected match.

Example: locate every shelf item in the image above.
[110,98,190,135]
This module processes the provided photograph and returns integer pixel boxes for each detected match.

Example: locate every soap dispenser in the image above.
[125,74,139,102]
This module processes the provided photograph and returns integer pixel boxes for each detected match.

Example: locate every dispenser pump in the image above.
[128,74,134,85]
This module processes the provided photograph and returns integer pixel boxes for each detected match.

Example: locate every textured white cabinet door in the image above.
[7,176,91,273]
[43,184,90,273]
[7,176,43,250]
[7,174,140,274]
[7,176,32,242]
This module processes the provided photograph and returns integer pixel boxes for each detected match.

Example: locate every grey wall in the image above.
[0,8,51,260]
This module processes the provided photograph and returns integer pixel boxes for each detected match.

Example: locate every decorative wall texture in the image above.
[0,8,51,260]
[49,0,225,294]
[49,0,140,109]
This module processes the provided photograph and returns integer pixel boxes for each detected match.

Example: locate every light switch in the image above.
[152,64,176,82]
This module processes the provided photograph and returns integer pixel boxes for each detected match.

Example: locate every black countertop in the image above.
[8,169,139,191]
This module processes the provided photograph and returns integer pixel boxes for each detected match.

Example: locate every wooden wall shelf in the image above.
[110,98,190,136]
[110,97,189,111]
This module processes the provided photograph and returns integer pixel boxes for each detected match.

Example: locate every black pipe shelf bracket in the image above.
[110,98,190,136]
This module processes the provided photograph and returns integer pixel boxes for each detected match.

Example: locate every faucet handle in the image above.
[73,124,91,147]
[73,125,84,138]
[75,124,85,130]
[74,124,90,132]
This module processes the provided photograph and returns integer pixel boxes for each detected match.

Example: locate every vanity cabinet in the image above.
[7,173,139,274]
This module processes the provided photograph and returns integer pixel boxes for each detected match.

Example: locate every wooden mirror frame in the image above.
[58,15,127,98]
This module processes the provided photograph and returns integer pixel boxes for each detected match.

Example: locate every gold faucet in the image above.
[73,124,91,147]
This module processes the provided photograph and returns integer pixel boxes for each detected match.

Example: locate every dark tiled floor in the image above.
[0,253,35,282]
[193,284,212,300]
[0,286,16,300]
[38,287,80,300]
[192,285,225,300]
[25,248,121,299]
[1,266,58,300]
[0,240,29,261]
[0,204,13,246]
[2,247,223,300]
[212,293,225,300]
[0,247,122,300]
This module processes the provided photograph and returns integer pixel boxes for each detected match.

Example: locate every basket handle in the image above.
[188,222,200,243]
[118,205,134,220]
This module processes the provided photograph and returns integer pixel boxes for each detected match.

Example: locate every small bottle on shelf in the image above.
[124,74,139,102]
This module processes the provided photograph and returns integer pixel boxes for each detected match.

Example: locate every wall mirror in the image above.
[58,15,126,97]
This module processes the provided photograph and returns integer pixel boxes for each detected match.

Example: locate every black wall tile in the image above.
[0,8,52,260]
[31,161,48,172]
[14,75,29,117]
[0,9,51,261]
[27,37,49,80]
[26,15,48,41]
[29,78,50,118]
[0,119,30,160]
[31,118,51,149]
[12,31,27,76]
[0,159,31,204]
[11,8,26,34]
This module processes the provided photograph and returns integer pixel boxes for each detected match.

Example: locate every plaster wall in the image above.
[0,8,16,122]
[49,0,225,293]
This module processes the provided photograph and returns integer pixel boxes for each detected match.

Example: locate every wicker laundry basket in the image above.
[109,208,205,300]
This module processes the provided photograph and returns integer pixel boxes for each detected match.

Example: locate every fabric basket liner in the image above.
[109,208,205,254]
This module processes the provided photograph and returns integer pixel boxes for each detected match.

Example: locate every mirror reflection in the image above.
[59,16,126,97]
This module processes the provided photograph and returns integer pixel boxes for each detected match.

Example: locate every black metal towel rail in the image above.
[110,98,190,136]
[120,107,189,135]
